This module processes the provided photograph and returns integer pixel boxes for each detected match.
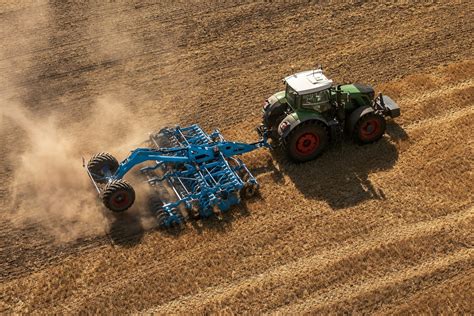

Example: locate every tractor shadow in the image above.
[268,123,407,209]
[386,122,409,142]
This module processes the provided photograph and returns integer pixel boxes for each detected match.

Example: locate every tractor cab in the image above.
[284,69,333,113]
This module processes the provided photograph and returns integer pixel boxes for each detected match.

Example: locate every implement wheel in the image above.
[285,121,328,162]
[353,113,386,144]
[102,180,135,212]
[87,152,119,183]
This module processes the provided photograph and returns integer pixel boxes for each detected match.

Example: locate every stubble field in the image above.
[0,1,473,314]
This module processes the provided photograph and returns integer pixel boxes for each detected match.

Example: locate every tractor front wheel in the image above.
[264,103,289,140]
[353,113,386,144]
[102,180,135,212]
[285,121,328,162]
[87,152,119,183]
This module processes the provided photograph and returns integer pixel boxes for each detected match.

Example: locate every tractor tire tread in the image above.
[353,113,387,144]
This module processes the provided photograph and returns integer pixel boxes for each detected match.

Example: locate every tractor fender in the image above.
[278,113,328,139]
[347,106,374,133]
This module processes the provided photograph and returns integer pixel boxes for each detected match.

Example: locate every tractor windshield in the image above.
[285,83,297,108]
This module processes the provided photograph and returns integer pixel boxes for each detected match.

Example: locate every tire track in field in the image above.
[276,249,473,315]
[384,269,474,314]
[144,205,473,314]
[403,104,474,132]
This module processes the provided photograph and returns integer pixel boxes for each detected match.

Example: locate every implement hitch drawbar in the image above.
[84,124,270,227]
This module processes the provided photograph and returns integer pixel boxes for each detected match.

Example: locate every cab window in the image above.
[301,90,330,111]
[285,84,297,107]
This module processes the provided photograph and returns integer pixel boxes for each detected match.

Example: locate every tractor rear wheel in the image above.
[353,113,386,144]
[102,180,135,212]
[284,121,328,162]
[87,152,119,183]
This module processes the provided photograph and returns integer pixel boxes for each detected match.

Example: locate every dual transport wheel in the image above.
[87,152,135,212]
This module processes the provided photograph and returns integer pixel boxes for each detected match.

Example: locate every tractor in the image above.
[262,69,400,162]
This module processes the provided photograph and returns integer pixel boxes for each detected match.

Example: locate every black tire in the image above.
[264,103,288,140]
[284,121,328,162]
[87,152,119,183]
[102,180,135,212]
[353,113,386,144]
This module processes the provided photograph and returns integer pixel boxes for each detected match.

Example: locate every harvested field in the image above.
[0,1,473,314]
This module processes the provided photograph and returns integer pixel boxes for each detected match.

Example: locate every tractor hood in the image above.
[339,84,375,98]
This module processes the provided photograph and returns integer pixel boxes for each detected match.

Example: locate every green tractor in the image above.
[262,69,400,162]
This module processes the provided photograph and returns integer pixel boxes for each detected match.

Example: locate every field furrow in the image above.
[0,1,473,314]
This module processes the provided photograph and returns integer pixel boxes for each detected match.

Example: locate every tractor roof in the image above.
[284,69,333,94]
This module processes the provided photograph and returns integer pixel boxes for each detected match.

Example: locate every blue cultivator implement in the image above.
[84,124,270,227]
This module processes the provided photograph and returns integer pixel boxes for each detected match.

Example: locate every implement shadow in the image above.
[271,127,405,209]
[154,198,254,237]
[107,210,145,247]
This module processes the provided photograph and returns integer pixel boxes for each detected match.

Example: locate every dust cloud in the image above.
[0,2,166,242]
[1,97,165,242]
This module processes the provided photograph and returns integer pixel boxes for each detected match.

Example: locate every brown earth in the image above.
[0,1,473,314]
